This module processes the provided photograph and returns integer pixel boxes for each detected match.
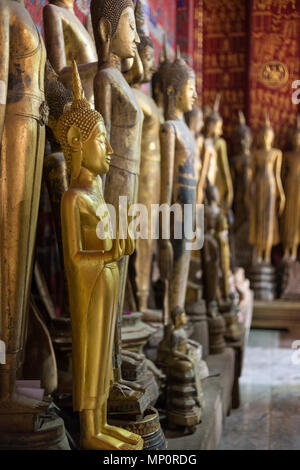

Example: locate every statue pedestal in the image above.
[185,300,209,359]
[108,406,167,450]
[248,264,276,300]
[252,299,300,329]
[0,405,70,450]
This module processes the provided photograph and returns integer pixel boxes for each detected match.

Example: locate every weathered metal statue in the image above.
[248,115,285,300]
[203,96,233,213]
[281,116,300,260]
[231,111,252,269]
[249,115,285,264]
[58,61,142,450]
[159,47,197,314]
[43,0,97,105]
[0,0,49,432]
[131,0,161,312]
[90,0,149,412]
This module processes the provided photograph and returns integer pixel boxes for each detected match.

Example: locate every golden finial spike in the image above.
[160,33,168,63]
[265,111,271,127]
[296,114,300,130]
[238,110,246,125]
[72,59,84,102]
[176,45,181,60]
[213,93,221,112]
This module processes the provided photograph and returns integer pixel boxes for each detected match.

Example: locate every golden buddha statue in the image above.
[131,0,161,312]
[58,61,142,450]
[281,117,300,260]
[249,114,285,264]
[43,0,97,105]
[159,47,197,314]
[203,96,233,212]
[90,0,149,409]
[0,0,49,429]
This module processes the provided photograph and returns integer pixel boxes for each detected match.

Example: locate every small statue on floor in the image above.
[166,307,204,432]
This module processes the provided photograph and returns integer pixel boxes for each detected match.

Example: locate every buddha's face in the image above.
[140,45,155,83]
[241,132,252,152]
[262,128,274,148]
[176,78,197,113]
[111,7,140,59]
[214,119,223,138]
[82,121,113,175]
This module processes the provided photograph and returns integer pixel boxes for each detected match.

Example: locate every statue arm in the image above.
[158,123,175,280]
[0,6,9,142]
[62,190,109,268]
[197,143,210,204]
[159,122,175,209]
[94,71,112,139]
[275,150,285,216]
[43,5,67,74]
[218,140,234,209]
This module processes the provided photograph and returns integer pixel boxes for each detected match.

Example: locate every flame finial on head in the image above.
[213,93,221,112]
[265,111,271,127]
[160,33,169,64]
[238,110,246,125]
[176,45,181,60]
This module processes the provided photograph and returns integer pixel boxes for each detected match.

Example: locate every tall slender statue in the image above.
[231,111,252,232]
[203,95,233,213]
[0,0,48,428]
[43,0,97,104]
[281,116,300,260]
[231,111,252,269]
[249,114,285,263]
[90,0,148,408]
[159,47,197,314]
[58,61,142,450]
[132,0,161,312]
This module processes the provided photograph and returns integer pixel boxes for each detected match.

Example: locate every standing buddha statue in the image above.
[281,116,300,260]
[159,47,197,315]
[90,0,149,412]
[0,0,49,432]
[58,61,142,450]
[248,114,285,300]
[43,0,97,105]
[132,0,161,313]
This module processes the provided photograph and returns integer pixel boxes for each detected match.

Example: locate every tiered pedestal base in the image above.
[252,299,300,329]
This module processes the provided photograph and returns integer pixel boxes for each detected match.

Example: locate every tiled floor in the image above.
[218,329,300,450]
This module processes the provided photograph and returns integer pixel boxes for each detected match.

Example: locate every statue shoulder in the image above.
[94,68,113,88]
[43,3,61,18]
[62,187,86,212]
[160,121,176,135]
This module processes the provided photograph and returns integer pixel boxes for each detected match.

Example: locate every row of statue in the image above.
[0,0,299,450]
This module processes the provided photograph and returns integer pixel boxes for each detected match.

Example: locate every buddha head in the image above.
[256,113,274,149]
[135,0,155,84]
[90,0,140,61]
[203,94,223,139]
[232,110,252,155]
[151,34,171,110]
[58,60,113,180]
[45,60,73,148]
[165,47,197,118]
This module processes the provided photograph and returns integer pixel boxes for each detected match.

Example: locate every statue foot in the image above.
[102,423,143,447]
[81,432,142,450]
[119,378,144,392]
